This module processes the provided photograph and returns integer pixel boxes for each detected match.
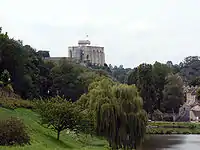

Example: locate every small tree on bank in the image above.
[36,96,81,140]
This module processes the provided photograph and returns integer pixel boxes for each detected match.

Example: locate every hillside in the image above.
[0,108,107,150]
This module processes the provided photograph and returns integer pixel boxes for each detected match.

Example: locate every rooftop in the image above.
[78,40,91,46]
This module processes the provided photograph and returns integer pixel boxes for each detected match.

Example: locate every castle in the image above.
[43,39,105,66]
[68,39,105,66]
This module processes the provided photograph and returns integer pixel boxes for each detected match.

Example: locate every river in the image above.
[139,135,200,150]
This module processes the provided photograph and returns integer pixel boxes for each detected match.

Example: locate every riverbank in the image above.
[147,121,200,134]
[1,107,200,150]
[0,107,107,150]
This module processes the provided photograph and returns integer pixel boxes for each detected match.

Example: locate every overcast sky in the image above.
[1,0,200,68]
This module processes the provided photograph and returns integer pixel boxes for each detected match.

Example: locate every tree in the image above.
[127,67,138,85]
[166,61,173,68]
[127,64,157,115]
[163,74,184,113]
[36,96,81,140]
[49,59,87,101]
[189,76,200,86]
[48,58,110,101]
[172,64,181,74]
[111,65,132,83]
[108,64,113,70]
[183,56,199,66]
[153,62,172,110]
[0,29,46,99]
[78,78,147,149]
[37,50,50,58]
[136,64,156,114]
[128,62,173,113]
[79,71,100,93]
[178,56,200,83]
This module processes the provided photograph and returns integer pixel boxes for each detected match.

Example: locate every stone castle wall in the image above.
[68,46,105,66]
[68,40,105,66]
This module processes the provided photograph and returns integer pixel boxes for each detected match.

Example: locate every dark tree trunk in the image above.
[57,130,60,140]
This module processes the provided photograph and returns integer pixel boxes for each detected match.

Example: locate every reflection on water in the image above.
[139,135,200,150]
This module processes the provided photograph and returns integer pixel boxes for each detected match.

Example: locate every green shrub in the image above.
[181,130,192,134]
[152,109,163,121]
[189,124,197,129]
[165,129,173,134]
[0,117,30,145]
[0,97,33,109]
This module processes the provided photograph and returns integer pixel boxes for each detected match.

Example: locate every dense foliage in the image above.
[78,78,147,149]
[0,117,30,146]
[109,64,132,83]
[163,74,184,113]
[127,62,172,115]
[0,97,33,109]
[0,28,101,101]
[35,96,82,140]
[153,62,172,110]
[0,28,45,99]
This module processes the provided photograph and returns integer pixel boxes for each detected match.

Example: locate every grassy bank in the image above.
[1,107,200,150]
[147,121,200,134]
[0,108,107,150]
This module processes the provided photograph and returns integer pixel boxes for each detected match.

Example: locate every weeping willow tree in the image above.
[78,78,147,149]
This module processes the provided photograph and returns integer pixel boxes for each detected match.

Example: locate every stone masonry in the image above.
[68,40,105,66]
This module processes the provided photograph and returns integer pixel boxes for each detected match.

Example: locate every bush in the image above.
[163,115,173,121]
[165,129,173,134]
[0,117,30,145]
[152,109,163,121]
[0,97,33,109]
[189,124,197,129]
[181,130,192,134]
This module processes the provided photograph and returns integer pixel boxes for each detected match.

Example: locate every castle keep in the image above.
[68,40,105,66]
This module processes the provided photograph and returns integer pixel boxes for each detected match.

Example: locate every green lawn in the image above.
[0,108,107,150]
[147,121,200,134]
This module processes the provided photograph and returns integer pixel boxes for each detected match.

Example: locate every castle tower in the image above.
[68,39,105,66]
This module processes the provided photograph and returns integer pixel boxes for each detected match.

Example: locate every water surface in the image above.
[139,135,200,150]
